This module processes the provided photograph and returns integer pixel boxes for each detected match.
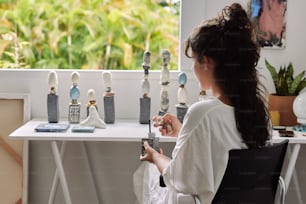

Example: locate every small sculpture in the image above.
[80,106,106,128]
[139,51,151,124]
[103,71,115,124]
[199,90,208,101]
[86,89,97,116]
[47,71,59,123]
[68,71,81,124]
[158,50,170,116]
[175,72,188,123]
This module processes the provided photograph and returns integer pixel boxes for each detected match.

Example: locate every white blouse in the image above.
[134,97,247,204]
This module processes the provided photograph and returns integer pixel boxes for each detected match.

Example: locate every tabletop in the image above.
[10,119,306,144]
[9,119,176,142]
[272,129,306,144]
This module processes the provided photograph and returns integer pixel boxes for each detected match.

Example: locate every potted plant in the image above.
[265,59,306,126]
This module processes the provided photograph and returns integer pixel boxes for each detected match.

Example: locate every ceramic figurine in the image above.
[159,50,170,116]
[80,106,106,128]
[103,71,115,124]
[139,51,151,124]
[47,71,59,123]
[199,90,208,101]
[86,89,97,116]
[68,71,81,124]
[176,72,188,123]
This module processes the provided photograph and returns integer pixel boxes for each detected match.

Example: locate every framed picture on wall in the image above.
[249,0,287,49]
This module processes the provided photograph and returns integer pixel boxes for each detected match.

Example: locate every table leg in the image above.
[292,166,303,204]
[81,142,101,203]
[284,144,300,192]
[48,141,67,204]
[284,144,303,204]
[50,141,72,204]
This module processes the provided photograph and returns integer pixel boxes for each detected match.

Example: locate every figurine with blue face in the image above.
[176,72,188,123]
[68,71,81,124]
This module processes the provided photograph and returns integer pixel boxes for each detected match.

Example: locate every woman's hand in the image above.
[152,113,182,137]
[140,141,163,163]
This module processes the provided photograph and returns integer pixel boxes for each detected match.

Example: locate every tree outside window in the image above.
[0,0,180,70]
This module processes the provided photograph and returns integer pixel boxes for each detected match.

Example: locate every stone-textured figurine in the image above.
[80,106,106,128]
[86,89,97,116]
[47,71,59,123]
[68,71,81,124]
[199,90,208,101]
[176,72,188,123]
[158,49,170,116]
[103,71,115,124]
[139,51,151,124]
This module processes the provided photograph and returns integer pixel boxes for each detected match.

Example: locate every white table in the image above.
[9,119,175,204]
[10,119,305,204]
[272,130,306,204]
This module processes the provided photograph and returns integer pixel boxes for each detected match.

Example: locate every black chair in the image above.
[212,139,289,204]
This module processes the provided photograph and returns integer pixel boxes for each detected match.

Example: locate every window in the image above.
[0,0,180,70]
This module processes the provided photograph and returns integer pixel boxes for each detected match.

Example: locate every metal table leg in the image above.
[50,141,72,204]
[48,141,67,204]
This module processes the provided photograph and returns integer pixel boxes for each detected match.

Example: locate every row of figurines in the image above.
[47,90,185,126]
[47,89,113,129]
[47,70,208,127]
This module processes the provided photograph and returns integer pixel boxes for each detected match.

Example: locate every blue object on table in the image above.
[293,125,306,132]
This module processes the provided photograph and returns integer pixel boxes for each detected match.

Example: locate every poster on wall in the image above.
[249,0,287,49]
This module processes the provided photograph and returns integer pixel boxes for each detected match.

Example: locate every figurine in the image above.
[68,71,81,124]
[47,71,59,123]
[158,49,170,116]
[103,71,115,124]
[139,51,151,124]
[86,89,97,116]
[80,106,106,128]
[175,72,188,123]
[199,90,208,101]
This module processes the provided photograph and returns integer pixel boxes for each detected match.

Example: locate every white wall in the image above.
[1,0,306,203]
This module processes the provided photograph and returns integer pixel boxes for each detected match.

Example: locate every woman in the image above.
[139,3,270,204]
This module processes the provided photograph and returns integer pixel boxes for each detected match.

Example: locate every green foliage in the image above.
[0,0,179,70]
[265,59,306,96]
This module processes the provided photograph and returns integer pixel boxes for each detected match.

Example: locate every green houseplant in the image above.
[265,59,306,96]
[265,59,306,126]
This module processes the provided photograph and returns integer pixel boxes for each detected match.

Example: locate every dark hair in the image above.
[185,3,270,148]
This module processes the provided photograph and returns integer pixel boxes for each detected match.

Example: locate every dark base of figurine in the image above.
[176,104,188,123]
[158,111,167,116]
[104,96,115,124]
[47,94,59,123]
[139,97,151,124]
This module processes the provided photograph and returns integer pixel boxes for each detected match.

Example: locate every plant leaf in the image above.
[285,62,294,89]
[289,71,305,95]
[265,59,278,89]
[277,73,288,95]
[295,78,306,95]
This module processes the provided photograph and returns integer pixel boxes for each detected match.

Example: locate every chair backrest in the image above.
[212,139,289,204]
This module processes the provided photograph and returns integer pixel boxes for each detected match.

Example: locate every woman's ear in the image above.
[203,56,215,70]
[202,56,210,70]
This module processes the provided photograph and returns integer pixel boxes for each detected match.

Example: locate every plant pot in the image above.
[269,94,297,126]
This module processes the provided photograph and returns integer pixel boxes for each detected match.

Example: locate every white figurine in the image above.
[48,71,58,94]
[80,106,106,128]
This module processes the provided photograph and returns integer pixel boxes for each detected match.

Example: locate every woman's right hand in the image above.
[152,113,182,137]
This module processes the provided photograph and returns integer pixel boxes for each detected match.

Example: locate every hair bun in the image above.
[222,3,251,31]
